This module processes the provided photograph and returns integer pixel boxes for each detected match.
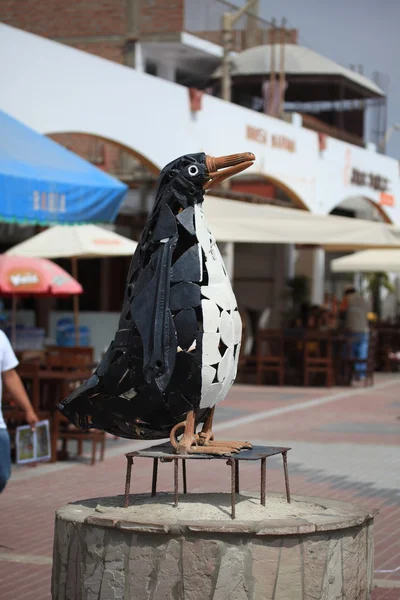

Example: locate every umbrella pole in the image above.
[11,294,17,348]
[71,258,80,346]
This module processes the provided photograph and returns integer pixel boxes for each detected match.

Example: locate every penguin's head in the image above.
[155,152,255,202]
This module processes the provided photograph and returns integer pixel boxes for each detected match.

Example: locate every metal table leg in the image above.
[124,455,133,508]
[228,458,236,519]
[282,451,291,503]
[182,459,187,494]
[235,460,240,494]
[151,458,158,497]
[260,457,266,506]
[174,459,179,507]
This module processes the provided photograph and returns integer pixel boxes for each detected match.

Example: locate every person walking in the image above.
[340,285,370,380]
[0,330,38,492]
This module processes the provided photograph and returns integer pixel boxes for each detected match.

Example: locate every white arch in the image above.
[331,195,393,224]
[233,171,310,210]
[49,131,160,175]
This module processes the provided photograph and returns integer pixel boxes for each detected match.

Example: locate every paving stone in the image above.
[357,525,368,599]
[98,531,128,600]
[250,539,282,600]
[64,529,83,600]
[303,535,329,600]
[342,528,363,600]
[213,545,249,600]
[321,536,343,600]
[318,422,400,435]
[53,520,78,600]
[152,539,183,600]
[366,521,374,597]
[128,534,165,600]
[181,538,221,600]
[274,538,303,600]
[81,527,106,600]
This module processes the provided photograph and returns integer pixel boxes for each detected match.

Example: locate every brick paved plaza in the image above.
[0,374,399,599]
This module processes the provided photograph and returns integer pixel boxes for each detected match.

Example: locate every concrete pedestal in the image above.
[52,492,377,600]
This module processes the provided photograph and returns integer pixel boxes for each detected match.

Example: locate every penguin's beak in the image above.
[204,152,255,190]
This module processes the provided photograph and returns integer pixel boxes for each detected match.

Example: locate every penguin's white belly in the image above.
[194,204,242,410]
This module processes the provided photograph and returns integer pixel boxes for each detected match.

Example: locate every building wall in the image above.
[1,24,399,224]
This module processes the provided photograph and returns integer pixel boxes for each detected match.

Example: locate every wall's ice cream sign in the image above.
[8,271,41,288]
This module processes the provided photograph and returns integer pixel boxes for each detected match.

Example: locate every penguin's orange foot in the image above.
[198,435,252,453]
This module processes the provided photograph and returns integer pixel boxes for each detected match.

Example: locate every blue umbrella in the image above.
[0,111,128,225]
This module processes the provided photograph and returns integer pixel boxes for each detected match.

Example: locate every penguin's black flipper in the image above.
[58,373,101,428]
[131,239,178,392]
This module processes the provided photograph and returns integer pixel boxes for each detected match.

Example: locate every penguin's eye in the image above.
[188,165,199,177]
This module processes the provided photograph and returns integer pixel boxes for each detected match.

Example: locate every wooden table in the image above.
[18,366,92,411]
[254,329,350,387]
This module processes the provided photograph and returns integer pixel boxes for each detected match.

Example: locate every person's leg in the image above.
[353,332,368,378]
[358,332,369,376]
[0,428,11,493]
[351,333,362,378]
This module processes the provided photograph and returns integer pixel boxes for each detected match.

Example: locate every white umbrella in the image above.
[6,224,138,344]
[6,224,138,259]
[331,250,400,273]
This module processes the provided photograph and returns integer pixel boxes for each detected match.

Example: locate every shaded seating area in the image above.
[3,345,105,466]
[238,325,378,388]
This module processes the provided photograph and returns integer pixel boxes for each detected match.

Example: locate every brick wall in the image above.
[0,0,127,39]
[72,42,124,64]
[50,134,121,174]
[0,0,185,41]
[140,0,184,35]
[0,0,186,62]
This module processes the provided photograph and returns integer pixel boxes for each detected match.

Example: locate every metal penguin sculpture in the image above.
[59,151,255,454]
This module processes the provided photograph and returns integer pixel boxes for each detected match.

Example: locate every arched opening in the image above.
[329,195,392,224]
[48,131,160,237]
[326,196,393,303]
[48,132,160,177]
[223,172,310,211]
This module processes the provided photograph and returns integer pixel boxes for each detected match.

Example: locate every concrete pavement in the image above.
[0,374,399,599]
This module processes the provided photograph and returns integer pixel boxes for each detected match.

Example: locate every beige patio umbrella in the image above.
[6,224,138,344]
[331,250,400,273]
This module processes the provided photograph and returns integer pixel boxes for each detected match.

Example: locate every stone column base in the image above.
[52,491,377,600]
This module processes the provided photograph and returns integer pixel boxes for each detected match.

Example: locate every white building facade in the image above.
[1,24,399,354]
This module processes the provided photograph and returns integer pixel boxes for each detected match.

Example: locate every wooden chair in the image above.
[50,375,105,465]
[16,349,46,365]
[45,346,95,371]
[303,332,334,387]
[235,311,257,382]
[51,410,106,465]
[256,329,285,385]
